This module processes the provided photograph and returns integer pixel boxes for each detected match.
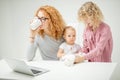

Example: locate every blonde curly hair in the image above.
[35,5,66,40]
[78,1,104,30]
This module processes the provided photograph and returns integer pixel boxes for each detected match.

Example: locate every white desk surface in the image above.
[0,59,119,80]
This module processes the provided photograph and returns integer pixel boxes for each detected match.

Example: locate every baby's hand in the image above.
[60,54,75,66]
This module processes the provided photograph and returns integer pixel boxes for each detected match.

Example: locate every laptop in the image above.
[4,58,49,76]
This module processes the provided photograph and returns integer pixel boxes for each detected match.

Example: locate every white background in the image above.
[0,0,120,62]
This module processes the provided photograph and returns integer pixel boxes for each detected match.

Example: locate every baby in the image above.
[57,26,84,66]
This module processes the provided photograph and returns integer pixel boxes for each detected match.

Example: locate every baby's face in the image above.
[64,29,76,45]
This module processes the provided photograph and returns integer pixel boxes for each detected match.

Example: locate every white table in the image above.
[0,59,119,80]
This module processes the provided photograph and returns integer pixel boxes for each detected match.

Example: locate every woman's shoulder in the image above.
[35,34,57,40]
[97,22,112,36]
[98,22,110,31]
[100,22,110,29]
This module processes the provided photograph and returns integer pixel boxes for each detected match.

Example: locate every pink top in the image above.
[81,22,113,62]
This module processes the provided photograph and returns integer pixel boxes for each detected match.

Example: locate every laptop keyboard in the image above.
[31,69,42,74]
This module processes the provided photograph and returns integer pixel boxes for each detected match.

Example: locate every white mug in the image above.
[30,17,41,30]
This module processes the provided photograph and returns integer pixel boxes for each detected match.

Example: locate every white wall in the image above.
[0,0,120,62]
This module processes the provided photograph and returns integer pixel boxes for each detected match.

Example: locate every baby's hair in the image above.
[63,26,76,35]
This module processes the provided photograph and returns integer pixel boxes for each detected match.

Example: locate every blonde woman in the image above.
[26,5,66,61]
[76,1,113,62]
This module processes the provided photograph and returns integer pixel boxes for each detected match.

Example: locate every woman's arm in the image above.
[26,30,38,61]
[26,42,37,61]
[29,29,37,43]
[80,30,89,53]
[74,56,85,63]
[84,25,112,60]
